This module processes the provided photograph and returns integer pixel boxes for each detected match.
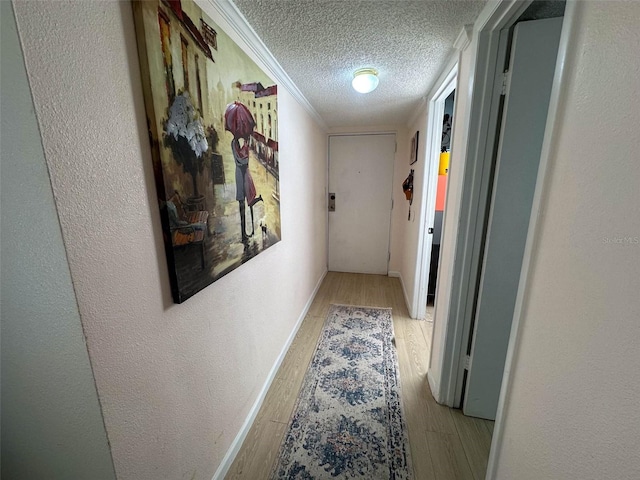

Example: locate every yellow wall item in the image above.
[439,151,450,175]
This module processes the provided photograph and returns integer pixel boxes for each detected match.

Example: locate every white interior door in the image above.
[463,17,563,419]
[328,134,395,274]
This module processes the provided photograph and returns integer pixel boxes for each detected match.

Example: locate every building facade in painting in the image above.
[237,82,279,201]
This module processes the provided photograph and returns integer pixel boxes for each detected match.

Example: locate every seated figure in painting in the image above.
[164,191,209,269]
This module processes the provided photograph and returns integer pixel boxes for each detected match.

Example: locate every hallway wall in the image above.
[0,3,116,478]
[387,126,411,277]
[390,107,429,313]
[493,2,640,477]
[11,1,327,479]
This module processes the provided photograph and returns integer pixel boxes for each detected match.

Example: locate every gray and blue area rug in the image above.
[271,304,413,479]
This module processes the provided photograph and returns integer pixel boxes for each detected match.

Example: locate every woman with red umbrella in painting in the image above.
[224,101,263,241]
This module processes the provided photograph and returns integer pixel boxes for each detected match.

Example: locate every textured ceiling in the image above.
[232,0,487,128]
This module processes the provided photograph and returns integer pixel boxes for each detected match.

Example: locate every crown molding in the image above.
[204,0,328,130]
[454,24,473,51]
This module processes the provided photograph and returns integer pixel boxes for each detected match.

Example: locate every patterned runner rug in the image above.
[270,304,413,479]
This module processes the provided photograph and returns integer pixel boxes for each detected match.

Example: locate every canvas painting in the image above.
[409,130,419,165]
[132,0,280,303]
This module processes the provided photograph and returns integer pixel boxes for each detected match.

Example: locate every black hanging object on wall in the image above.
[402,169,414,204]
[402,169,415,220]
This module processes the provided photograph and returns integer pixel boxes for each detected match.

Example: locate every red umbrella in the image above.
[224,101,255,139]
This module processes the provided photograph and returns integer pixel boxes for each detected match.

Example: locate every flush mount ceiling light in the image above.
[352,68,379,94]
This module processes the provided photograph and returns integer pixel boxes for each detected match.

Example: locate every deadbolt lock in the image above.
[329,193,336,212]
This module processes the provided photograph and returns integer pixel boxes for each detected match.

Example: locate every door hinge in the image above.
[500,69,510,96]
[388,251,391,261]
[463,355,471,370]
[391,198,394,210]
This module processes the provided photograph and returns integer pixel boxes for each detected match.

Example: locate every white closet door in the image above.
[464,18,563,420]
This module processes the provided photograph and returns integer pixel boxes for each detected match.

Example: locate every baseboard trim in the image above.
[388,270,413,318]
[427,369,441,404]
[212,268,328,480]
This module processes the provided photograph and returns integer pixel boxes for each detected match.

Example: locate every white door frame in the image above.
[440,0,575,407]
[430,0,576,476]
[436,0,533,410]
[413,63,457,321]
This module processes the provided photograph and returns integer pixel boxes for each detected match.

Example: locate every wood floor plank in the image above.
[484,419,495,436]
[451,409,492,480]
[275,317,323,383]
[305,275,334,317]
[225,273,492,480]
[393,312,436,478]
[395,314,457,435]
[418,319,433,352]
[225,418,287,480]
[426,431,475,480]
[425,305,435,321]
[257,377,301,425]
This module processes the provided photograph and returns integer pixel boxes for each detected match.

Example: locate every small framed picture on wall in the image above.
[410,131,419,165]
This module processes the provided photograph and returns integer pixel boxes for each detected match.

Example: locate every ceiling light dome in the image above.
[352,68,379,94]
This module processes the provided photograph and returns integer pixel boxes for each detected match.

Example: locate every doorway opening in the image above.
[413,62,457,321]
[423,0,571,476]
[435,0,568,411]
[424,3,571,477]
[427,89,455,310]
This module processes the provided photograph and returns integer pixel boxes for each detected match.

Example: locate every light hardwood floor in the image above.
[226,272,494,479]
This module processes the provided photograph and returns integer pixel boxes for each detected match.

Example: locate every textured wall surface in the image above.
[395,106,429,313]
[494,2,640,478]
[233,0,486,127]
[0,2,116,478]
[11,0,327,478]
[388,127,410,275]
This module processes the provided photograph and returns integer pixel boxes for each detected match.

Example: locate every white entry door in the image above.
[328,134,395,274]
[463,17,563,419]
